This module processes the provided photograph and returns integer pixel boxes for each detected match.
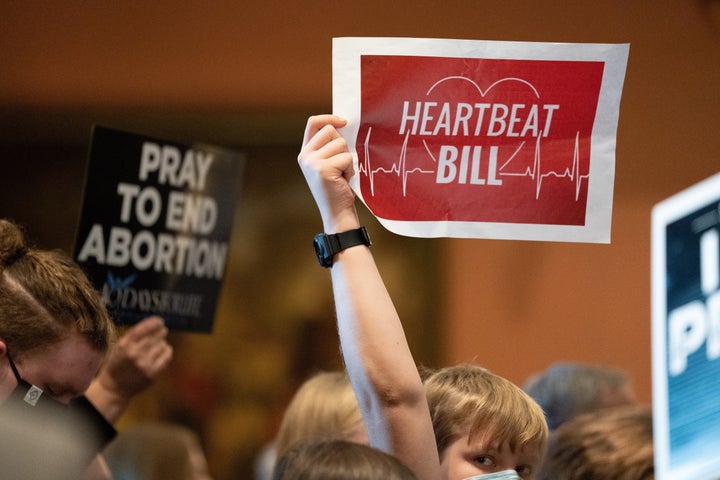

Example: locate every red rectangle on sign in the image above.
[357,55,605,226]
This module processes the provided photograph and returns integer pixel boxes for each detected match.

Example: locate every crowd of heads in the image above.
[0,110,662,480]
[262,360,652,480]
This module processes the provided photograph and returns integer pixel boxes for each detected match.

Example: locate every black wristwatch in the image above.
[313,227,372,268]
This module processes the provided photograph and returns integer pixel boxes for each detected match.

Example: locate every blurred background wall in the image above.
[1,1,719,478]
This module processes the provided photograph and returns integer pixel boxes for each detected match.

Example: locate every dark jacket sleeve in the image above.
[68,395,118,454]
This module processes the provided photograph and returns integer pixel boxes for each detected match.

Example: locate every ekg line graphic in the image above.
[498,131,588,200]
[360,127,588,200]
[360,127,435,196]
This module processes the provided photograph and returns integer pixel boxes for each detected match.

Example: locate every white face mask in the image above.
[463,470,522,480]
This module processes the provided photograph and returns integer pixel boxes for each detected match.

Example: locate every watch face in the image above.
[313,234,332,267]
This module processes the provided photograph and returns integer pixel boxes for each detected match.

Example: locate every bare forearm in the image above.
[85,380,129,424]
[332,247,420,403]
[298,114,440,479]
[330,245,440,480]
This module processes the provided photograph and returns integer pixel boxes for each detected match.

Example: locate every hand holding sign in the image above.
[299,114,361,234]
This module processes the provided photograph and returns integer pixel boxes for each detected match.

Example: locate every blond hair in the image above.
[275,371,364,459]
[423,364,548,455]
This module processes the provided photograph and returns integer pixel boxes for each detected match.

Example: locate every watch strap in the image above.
[314,227,371,268]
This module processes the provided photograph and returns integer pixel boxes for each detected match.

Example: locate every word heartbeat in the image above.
[498,131,589,200]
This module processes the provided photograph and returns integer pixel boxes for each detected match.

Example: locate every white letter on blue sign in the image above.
[667,228,720,376]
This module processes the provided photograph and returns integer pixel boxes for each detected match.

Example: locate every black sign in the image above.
[73,126,244,333]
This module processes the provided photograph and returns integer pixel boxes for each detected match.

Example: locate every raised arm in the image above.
[86,316,173,424]
[298,115,440,480]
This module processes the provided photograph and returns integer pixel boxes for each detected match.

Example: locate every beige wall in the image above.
[2,1,720,477]
[443,196,655,401]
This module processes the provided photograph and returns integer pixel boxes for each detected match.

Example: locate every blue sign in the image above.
[652,172,720,480]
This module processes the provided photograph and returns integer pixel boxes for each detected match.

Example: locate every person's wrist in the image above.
[99,380,125,402]
[322,211,360,234]
[85,380,130,424]
[314,226,371,268]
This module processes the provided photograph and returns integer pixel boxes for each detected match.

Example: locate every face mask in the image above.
[464,470,523,480]
[7,352,47,406]
[4,352,67,415]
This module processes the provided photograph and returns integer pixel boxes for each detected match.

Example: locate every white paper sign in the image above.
[333,37,629,243]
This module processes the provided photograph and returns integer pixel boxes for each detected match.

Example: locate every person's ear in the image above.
[0,340,7,358]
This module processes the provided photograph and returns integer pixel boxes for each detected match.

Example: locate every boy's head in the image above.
[423,364,548,479]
